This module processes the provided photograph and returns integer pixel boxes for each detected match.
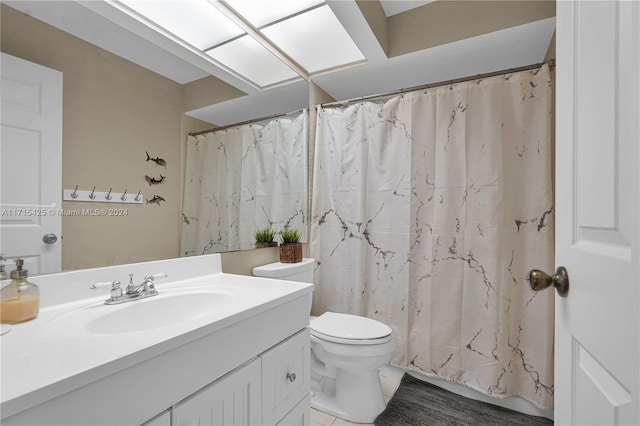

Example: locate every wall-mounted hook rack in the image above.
[63,187,143,204]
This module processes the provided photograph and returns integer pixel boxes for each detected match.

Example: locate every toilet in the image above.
[253,258,395,424]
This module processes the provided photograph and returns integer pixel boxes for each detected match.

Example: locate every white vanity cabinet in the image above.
[276,395,311,426]
[171,328,310,426]
[261,329,310,425]
[172,358,262,426]
[1,258,313,426]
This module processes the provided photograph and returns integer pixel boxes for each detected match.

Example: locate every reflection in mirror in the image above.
[180,110,308,254]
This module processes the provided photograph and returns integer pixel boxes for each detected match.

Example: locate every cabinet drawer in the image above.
[276,394,310,426]
[261,328,310,425]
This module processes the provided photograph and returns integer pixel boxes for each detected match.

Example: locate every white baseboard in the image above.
[380,365,553,421]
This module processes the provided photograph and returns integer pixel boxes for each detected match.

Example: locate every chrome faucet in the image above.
[126,273,167,296]
[90,273,167,305]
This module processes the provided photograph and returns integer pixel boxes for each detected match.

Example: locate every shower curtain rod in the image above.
[188,107,307,137]
[320,59,555,108]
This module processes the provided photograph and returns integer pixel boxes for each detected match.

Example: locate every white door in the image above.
[0,53,62,275]
[553,1,639,424]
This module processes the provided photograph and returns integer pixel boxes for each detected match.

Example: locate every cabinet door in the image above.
[276,395,310,426]
[173,358,261,426]
[261,329,310,425]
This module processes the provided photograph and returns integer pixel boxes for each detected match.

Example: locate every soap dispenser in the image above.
[1,259,40,323]
[0,255,8,281]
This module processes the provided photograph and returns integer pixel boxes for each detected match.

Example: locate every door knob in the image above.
[42,233,58,245]
[529,266,569,297]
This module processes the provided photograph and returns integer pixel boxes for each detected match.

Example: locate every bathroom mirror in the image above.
[0,2,310,274]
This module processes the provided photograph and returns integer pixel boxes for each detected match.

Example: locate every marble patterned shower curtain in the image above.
[181,112,308,254]
[310,65,554,409]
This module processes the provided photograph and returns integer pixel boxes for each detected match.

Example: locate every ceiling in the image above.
[4,1,555,126]
[379,0,434,16]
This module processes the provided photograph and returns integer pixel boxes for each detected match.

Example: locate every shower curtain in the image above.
[181,112,308,255]
[310,65,554,409]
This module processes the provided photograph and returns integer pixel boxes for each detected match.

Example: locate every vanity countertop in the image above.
[0,255,312,421]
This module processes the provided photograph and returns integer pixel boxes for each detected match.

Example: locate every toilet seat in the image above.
[310,312,393,345]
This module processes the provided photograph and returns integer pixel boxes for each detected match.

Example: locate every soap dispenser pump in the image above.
[0,255,8,281]
[1,259,40,323]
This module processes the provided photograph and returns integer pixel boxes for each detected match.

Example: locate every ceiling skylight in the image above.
[118,0,243,50]
[206,35,301,88]
[114,0,365,90]
[261,5,366,73]
[223,0,324,28]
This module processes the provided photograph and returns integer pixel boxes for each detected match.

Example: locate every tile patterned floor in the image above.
[310,370,402,426]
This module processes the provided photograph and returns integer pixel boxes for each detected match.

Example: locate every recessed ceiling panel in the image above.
[261,5,365,74]
[206,35,301,88]
[118,0,243,50]
[224,0,323,28]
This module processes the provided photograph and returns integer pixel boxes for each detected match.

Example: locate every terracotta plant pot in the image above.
[279,243,302,263]
[255,242,278,249]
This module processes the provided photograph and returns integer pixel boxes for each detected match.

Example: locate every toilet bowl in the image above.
[253,259,395,423]
[309,312,395,423]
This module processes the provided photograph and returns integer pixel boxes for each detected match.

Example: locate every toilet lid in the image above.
[310,312,392,342]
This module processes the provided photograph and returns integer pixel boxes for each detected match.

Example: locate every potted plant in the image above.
[254,227,278,249]
[279,228,302,263]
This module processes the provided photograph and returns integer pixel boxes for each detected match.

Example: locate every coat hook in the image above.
[120,189,128,201]
[88,186,96,200]
[105,188,112,201]
[70,185,79,199]
[134,190,141,202]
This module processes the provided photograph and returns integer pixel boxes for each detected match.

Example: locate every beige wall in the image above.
[221,247,281,276]
[182,76,245,112]
[357,1,555,59]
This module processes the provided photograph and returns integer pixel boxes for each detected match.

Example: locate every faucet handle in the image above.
[90,280,123,300]
[146,273,168,281]
[90,280,119,290]
[143,273,167,291]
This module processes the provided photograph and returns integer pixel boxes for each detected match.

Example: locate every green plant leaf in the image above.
[254,227,276,243]
[280,227,301,244]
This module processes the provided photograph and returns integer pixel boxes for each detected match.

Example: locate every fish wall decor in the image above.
[145,174,166,186]
[146,151,167,168]
[146,195,166,206]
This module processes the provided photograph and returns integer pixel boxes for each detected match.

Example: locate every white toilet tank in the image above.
[252,258,315,283]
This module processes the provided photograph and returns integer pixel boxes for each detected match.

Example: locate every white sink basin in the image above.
[46,289,235,336]
[86,292,234,334]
